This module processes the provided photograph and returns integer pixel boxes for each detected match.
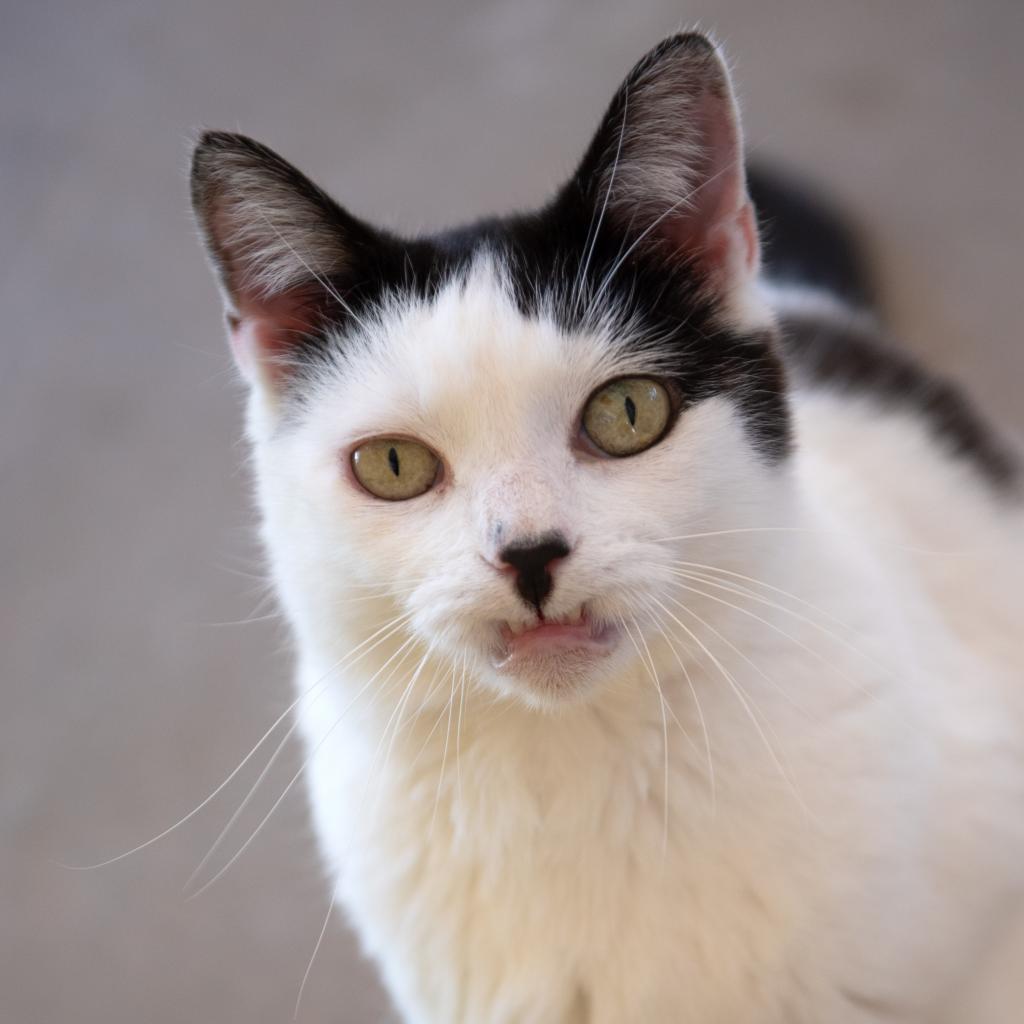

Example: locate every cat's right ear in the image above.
[190,131,373,391]
[565,34,759,302]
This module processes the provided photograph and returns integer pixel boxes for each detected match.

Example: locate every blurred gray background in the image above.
[3,0,1022,1021]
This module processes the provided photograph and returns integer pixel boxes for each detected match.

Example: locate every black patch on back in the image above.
[781,310,1020,492]
[748,164,876,311]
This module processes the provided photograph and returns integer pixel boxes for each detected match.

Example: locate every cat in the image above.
[191,32,1024,1024]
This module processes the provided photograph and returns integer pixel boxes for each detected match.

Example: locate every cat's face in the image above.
[192,34,792,707]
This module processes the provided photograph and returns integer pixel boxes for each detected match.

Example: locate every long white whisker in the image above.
[405,658,461,773]
[57,610,414,871]
[636,597,715,818]
[182,713,304,893]
[455,650,468,807]
[293,889,336,1021]
[646,593,811,820]
[574,92,629,315]
[618,614,669,858]
[365,638,443,825]
[201,609,284,628]
[653,525,972,556]
[429,657,459,838]
[184,633,420,899]
[667,569,889,693]
[660,591,813,720]
[185,615,433,894]
[669,559,855,634]
[585,161,736,321]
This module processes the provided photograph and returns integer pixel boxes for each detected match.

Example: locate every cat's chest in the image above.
[295,660,947,1023]
[323,736,849,1024]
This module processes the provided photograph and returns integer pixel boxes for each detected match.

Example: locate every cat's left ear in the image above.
[568,33,758,296]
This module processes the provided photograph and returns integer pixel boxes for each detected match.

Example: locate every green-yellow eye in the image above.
[582,377,672,456]
[351,438,440,500]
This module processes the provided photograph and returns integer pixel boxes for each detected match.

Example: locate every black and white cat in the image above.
[191,33,1024,1024]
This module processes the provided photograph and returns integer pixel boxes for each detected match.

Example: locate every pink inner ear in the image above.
[702,200,760,283]
[663,86,759,289]
[227,290,318,389]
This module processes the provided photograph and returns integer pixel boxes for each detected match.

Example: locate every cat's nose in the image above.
[498,534,571,616]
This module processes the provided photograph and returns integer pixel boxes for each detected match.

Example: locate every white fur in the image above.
[240,256,1024,1023]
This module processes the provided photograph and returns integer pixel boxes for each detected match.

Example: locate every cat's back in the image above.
[753,167,1023,628]
[754,168,1024,753]
[772,283,1024,735]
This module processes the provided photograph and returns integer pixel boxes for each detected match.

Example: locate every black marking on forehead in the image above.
[287,193,793,463]
[780,310,1020,493]
[499,188,793,461]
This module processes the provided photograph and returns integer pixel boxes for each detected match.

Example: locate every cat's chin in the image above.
[485,610,621,707]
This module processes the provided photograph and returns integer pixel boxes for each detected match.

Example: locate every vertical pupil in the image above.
[624,395,637,427]
[388,447,400,476]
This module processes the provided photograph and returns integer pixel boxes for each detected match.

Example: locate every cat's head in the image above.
[191,34,792,708]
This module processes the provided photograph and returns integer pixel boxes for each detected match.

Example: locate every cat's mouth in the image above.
[490,606,619,672]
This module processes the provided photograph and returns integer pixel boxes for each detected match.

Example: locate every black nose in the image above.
[499,534,571,615]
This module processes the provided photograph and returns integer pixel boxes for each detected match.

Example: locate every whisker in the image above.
[666,569,889,695]
[213,562,274,585]
[57,610,415,871]
[574,91,629,315]
[660,591,813,720]
[365,638,443,826]
[618,615,670,858]
[652,525,973,556]
[585,161,737,322]
[201,609,284,629]
[341,578,429,590]
[293,889,336,1021]
[405,658,460,773]
[429,657,459,838]
[184,619,431,894]
[455,650,468,807]
[645,593,812,820]
[182,711,304,894]
[668,559,856,634]
[636,597,716,818]
[184,633,420,899]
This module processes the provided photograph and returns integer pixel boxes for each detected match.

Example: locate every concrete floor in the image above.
[3,1,1022,1021]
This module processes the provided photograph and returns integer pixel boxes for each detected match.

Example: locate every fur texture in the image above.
[191,33,1024,1024]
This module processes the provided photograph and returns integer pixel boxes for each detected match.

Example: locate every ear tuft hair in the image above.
[190,130,355,307]
[569,33,758,290]
[190,131,388,391]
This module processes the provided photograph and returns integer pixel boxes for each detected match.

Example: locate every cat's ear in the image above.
[190,131,373,390]
[569,33,758,295]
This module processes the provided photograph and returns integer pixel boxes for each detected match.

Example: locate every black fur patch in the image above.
[194,131,1016,494]
[285,196,793,463]
[193,35,794,464]
[780,309,1020,492]
[748,164,876,311]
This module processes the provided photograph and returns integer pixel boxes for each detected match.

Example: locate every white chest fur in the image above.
[290,444,1024,1023]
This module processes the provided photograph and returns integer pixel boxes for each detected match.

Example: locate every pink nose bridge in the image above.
[477,468,570,559]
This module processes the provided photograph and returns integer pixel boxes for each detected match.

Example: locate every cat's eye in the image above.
[351,438,441,500]
[581,377,672,456]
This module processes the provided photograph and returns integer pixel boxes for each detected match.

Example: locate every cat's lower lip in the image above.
[490,610,618,670]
